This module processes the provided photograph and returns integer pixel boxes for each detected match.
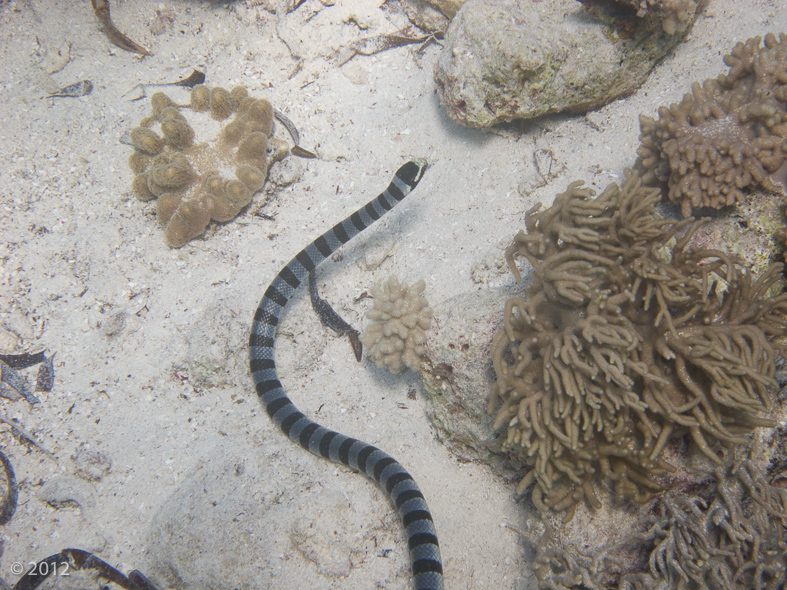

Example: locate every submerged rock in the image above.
[434,0,701,128]
[421,288,514,470]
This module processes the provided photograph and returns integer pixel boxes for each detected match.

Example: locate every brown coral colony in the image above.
[483,31,787,590]
[491,171,787,521]
[490,35,787,521]
[636,33,787,216]
[128,84,275,247]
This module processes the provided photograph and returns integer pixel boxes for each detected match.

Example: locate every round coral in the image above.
[127,86,279,248]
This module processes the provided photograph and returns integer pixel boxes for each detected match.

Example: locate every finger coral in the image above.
[620,459,787,589]
[637,33,787,217]
[490,170,787,520]
[360,277,433,374]
[127,85,277,247]
[531,450,787,590]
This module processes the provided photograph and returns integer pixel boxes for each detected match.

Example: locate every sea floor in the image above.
[0,0,784,588]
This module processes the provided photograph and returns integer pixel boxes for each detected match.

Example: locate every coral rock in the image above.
[360,277,433,374]
[637,33,787,216]
[127,85,278,247]
[422,288,513,466]
[434,0,697,128]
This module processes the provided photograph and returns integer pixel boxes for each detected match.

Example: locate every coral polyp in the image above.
[189,84,210,112]
[150,92,177,117]
[129,127,164,155]
[127,85,278,248]
[209,86,235,121]
[236,132,268,165]
[159,109,194,149]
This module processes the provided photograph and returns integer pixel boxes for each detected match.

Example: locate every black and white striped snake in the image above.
[249,159,444,590]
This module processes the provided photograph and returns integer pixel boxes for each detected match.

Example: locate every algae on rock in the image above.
[421,288,513,466]
[578,0,708,36]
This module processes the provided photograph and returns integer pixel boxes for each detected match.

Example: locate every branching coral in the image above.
[531,454,787,590]
[128,84,281,247]
[490,171,787,520]
[360,277,433,374]
[637,33,787,217]
[619,459,787,590]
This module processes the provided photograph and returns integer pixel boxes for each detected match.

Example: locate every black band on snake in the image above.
[249,159,444,590]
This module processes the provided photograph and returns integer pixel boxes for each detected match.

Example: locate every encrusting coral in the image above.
[489,170,787,521]
[360,277,433,374]
[127,84,281,247]
[637,33,787,217]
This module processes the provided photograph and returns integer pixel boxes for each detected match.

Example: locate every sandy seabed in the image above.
[0,0,785,588]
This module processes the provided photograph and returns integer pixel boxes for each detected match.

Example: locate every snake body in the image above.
[249,159,444,590]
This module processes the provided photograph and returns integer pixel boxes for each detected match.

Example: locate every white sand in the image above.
[0,0,784,588]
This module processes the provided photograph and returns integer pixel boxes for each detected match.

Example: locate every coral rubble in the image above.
[637,33,787,217]
[360,277,433,374]
[489,171,787,520]
[127,85,277,247]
